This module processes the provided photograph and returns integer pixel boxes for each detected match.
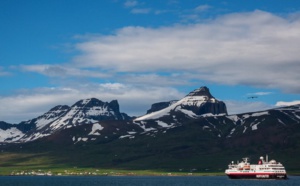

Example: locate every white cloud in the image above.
[0,84,183,123]
[121,73,191,86]
[73,10,300,93]
[19,64,192,87]
[21,64,109,78]
[124,0,138,8]
[275,100,300,107]
[195,5,211,12]
[131,8,151,14]
[246,92,273,96]
[154,9,173,15]
[6,10,299,123]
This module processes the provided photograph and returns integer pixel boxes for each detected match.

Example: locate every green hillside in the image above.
[1,115,300,175]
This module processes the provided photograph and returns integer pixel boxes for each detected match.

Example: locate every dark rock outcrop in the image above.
[146,100,178,114]
[183,86,228,115]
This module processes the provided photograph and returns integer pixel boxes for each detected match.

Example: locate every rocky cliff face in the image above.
[70,98,131,121]
[136,86,228,121]
[182,86,228,115]
[146,101,178,114]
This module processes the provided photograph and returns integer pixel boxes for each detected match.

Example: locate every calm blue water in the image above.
[0,176,299,186]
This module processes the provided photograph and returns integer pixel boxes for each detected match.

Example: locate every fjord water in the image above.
[0,176,299,186]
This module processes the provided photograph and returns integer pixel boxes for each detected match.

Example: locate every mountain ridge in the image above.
[0,98,132,143]
[0,86,299,146]
[0,86,300,171]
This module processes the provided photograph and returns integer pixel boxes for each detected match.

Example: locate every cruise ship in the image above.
[225,156,287,179]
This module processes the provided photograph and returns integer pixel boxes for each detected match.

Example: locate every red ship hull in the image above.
[227,173,287,179]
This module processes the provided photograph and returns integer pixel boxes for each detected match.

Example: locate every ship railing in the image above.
[228,164,238,169]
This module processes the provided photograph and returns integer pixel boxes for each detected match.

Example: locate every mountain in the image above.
[135,86,227,121]
[0,86,227,143]
[2,103,299,171]
[34,103,299,171]
[0,86,300,171]
[0,98,131,143]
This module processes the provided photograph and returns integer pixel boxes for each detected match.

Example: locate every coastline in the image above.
[0,167,225,177]
[1,166,299,177]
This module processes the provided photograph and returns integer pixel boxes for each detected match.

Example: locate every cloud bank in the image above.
[74,10,300,93]
[2,10,300,123]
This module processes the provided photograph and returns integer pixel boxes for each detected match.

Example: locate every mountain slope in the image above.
[0,87,300,171]
[0,98,131,143]
[135,86,227,121]
[0,122,24,142]
[2,104,300,171]
[19,98,132,142]
[1,86,228,143]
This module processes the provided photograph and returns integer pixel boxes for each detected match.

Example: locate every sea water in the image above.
[0,176,299,186]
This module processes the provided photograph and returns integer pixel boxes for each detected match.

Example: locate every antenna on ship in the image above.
[266,154,268,163]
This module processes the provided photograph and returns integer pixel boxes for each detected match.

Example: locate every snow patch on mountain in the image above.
[119,135,135,139]
[156,120,169,128]
[132,121,156,132]
[22,132,50,143]
[0,127,24,142]
[251,111,269,117]
[242,114,250,119]
[227,112,269,124]
[73,136,89,144]
[293,112,300,120]
[34,106,70,129]
[226,115,239,123]
[176,108,198,118]
[251,122,260,130]
[35,117,59,130]
[88,123,104,136]
[277,119,286,126]
[243,126,247,133]
[203,126,210,130]
[227,128,236,138]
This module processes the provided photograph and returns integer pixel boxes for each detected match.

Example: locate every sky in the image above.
[1,0,300,123]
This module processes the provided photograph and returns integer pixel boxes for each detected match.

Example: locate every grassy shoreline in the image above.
[0,166,226,176]
[2,167,300,177]
[1,167,300,177]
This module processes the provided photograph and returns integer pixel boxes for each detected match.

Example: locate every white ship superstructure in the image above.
[225,156,287,179]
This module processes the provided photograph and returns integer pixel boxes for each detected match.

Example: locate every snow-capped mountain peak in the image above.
[135,86,227,121]
[186,86,214,98]
[17,98,131,142]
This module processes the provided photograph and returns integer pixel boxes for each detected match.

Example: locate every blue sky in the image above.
[1,0,300,123]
